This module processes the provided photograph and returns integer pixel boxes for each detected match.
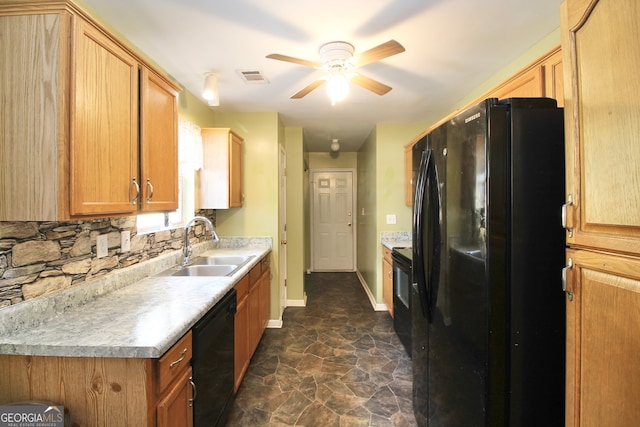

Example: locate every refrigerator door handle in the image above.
[426,150,442,320]
[413,149,442,322]
[413,150,430,320]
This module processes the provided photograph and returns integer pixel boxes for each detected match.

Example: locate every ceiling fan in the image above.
[266,40,405,104]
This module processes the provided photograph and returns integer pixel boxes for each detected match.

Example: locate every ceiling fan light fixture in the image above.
[202,73,219,106]
[326,72,349,106]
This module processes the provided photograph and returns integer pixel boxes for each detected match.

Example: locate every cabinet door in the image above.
[564,249,640,427]
[382,249,393,317]
[140,67,179,212]
[404,143,414,207]
[70,17,138,216]
[490,65,544,99]
[248,280,261,356]
[261,267,270,332]
[229,132,244,208]
[561,0,640,256]
[542,48,564,107]
[234,277,250,392]
[0,12,71,221]
[157,366,194,427]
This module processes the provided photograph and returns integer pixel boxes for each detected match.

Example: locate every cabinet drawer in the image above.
[235,274,249,300]
[158,330,192,393]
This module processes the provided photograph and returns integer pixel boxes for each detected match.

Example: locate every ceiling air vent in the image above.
[237,70,269,84]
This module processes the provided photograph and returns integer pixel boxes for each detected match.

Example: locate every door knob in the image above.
[281,240,287,245]
[348,223,352,227]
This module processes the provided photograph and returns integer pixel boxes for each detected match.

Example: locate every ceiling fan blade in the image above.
[291,79,326,99]
[351,73,392,96]
[352,40,405,67]
[266,53,321,68]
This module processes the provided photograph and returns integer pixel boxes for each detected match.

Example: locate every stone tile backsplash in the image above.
[0,210,216,308]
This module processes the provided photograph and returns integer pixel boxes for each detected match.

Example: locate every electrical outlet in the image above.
[96,234,108,258]
[121,231,131,253]
[386,214,397,225]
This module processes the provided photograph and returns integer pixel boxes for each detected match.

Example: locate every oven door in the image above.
[392,250,412,357]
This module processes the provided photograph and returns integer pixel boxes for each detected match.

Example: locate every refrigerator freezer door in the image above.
[412,148,442,322]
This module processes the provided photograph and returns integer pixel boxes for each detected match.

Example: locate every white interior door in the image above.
[311,169,355,271]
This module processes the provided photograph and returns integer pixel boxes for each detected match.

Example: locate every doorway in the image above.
[310,169,356,271]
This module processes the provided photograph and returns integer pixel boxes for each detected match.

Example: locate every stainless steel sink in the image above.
[197,255,253,266]
[164,254,255,277]
[172,264,238,277]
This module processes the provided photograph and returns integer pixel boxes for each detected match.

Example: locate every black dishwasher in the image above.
[192,288,236,427]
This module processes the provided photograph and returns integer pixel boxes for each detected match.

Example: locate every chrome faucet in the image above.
[182,216,220,266]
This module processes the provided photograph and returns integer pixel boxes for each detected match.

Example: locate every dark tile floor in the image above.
[226,272,417,426]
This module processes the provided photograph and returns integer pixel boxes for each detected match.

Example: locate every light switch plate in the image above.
[121,231,131,253]
[96,234,108,258]
[386,214,397,225]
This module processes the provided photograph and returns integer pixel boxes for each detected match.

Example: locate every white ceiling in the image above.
[80,0,561,152]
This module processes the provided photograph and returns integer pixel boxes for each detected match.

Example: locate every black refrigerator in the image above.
[411,98,565,426]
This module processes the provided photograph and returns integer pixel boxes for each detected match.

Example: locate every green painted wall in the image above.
[285,128,305,302]
[178,90,217,127]
[210,112,281,320]
[308,152,358,169]
[357,129,378,299]
[356,123,429,304]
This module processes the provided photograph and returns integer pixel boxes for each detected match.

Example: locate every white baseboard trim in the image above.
[267,319,283,328]
[355,270,389,312]
[286,299,306,307]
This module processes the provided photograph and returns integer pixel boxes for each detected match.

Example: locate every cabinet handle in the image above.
[146,178,154,203]
[132,178,140,205]
[561,194,573,237]
[189,377,197,406]
[169,348,187,368]
[562,258,574,301]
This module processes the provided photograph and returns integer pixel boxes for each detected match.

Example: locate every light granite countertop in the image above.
[0,240,270,359]
[380,231,412,249]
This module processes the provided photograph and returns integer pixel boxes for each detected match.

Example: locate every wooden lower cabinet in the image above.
[565,249,640,426]
[260,256,271,335]
[0,331,193,426]
[234,275,250,392]
[157,366,193,427]
[248,268,262,357]
[382,246,393,317]
[234,254,271,391]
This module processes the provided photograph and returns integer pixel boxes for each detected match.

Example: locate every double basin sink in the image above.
[164,255,255,277]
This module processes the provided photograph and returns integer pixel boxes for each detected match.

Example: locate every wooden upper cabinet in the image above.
[140,67,180,212]
[404,142,414,207]
[0,12,71,221]
[489,47,564,105]
[490,65,544,100]
[561,0,640,257]
[199,128,244,209]
[70,17,139,216]
[0,2,180,221]
[542,49,564,107]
